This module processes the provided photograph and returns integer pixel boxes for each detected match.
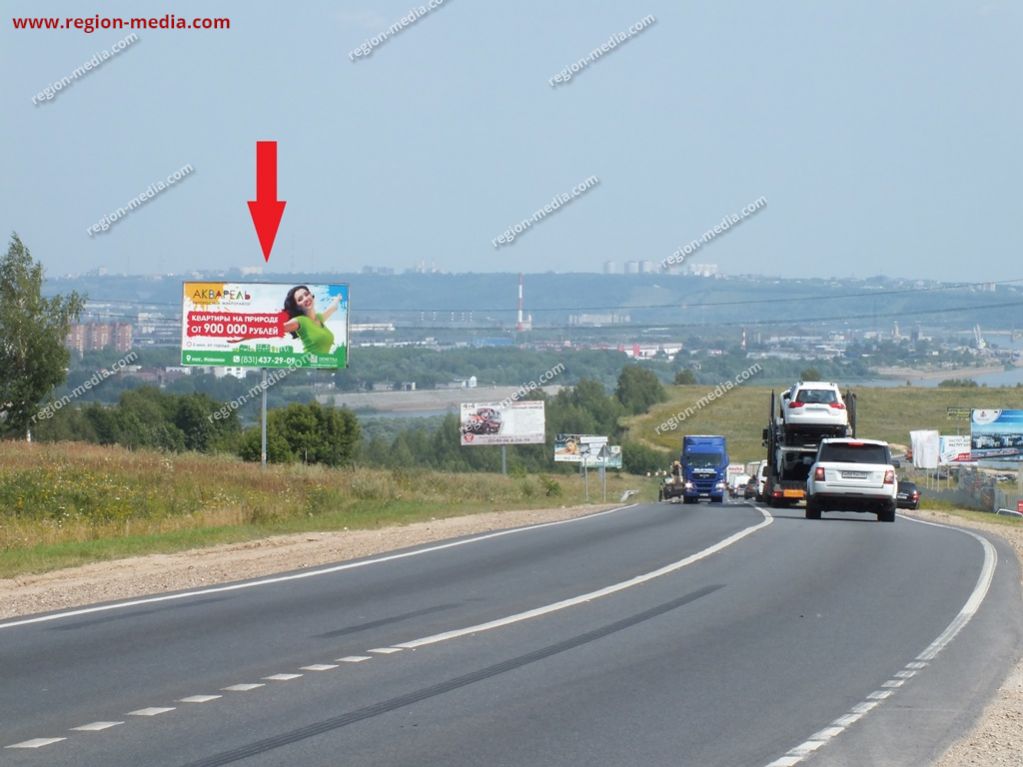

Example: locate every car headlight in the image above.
[684,481,694,490]
[715,481,726,490]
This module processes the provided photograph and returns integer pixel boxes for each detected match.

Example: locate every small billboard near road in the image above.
[460,401,546,446]
[578,444,622,469]
[971,409,1023,460]
[939,435,972,465]
[554,434,607,462]
[181,282,349,369]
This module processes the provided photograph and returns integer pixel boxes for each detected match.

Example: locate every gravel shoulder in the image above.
[0,503,1018,765]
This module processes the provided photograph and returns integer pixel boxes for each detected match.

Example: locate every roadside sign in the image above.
[946,406,971,419]
[1017,500,1023,513]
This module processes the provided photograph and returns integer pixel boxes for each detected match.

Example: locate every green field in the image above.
[3,384,1021,578]
[626,384,1023,464]
[0,441,646,578]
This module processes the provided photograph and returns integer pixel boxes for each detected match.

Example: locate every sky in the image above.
[2,1,1021,281]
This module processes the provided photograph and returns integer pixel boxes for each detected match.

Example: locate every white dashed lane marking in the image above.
[5,738,67,749]
[127,707,175,717]
[222,684,265,692]
[71,722,123,732]
[763,519,998,767]
[1,505,770,756]
[0,504,638,631]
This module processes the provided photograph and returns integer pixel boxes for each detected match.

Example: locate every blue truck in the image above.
[680,435,729,504]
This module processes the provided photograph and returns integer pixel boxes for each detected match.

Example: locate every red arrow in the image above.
[247,141,286,262]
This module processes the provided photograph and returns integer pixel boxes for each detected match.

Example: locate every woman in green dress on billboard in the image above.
[282,285,341,355]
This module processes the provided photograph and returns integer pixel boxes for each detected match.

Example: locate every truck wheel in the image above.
[711,495,723,503]
[805,500,822,520]
[878,504,896,523]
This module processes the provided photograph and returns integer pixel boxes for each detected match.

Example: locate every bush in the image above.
[622,440,672,475]
[539,475,562,497]
[938,378,980,388]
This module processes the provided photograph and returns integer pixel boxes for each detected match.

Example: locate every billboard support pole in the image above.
[501,445,507,476]
[582,460,589,502]
[260,368,268,468]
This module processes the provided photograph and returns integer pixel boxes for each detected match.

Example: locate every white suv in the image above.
[805,438,898,522]
[781,381,850,438]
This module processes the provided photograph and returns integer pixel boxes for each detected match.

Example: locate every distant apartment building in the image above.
[624,261,640,274]
[603,261,619,274]
[619,342,683,359]
[67,322,133,355]
[687,263,719,277]
[213,367,248,380]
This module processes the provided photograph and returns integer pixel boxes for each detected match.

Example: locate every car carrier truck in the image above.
[762,383,857,507]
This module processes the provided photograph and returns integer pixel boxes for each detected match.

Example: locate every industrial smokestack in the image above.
[516,272,525,331]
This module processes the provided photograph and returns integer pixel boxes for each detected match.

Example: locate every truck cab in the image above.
[681,435,729,504]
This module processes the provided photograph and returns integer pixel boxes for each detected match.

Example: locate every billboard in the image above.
[939,435,972,465]
[579,444,622,469]
[554,434,607,462]
[971,409,1023,460]
[910,430,940,470]
[460,401,546,446]
[181,282,349,369]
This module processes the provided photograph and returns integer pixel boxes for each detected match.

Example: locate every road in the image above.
[1,501,1020,767]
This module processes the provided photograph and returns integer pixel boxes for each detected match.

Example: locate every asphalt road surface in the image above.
[2,501,1020,767]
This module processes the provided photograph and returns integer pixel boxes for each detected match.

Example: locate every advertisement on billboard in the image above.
[181,282,349,369]
[460,401,546,446]
[554,434,607,462]
[971,409,1023,460]
[938,435,972,465]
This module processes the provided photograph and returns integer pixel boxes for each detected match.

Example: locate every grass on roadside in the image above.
[0,441,648,578]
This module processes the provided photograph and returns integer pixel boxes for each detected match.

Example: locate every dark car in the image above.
[462,407,502,436]
[896,481,920,510]
[743,477,757,499]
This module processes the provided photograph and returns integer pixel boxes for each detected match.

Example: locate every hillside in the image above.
[628,384,1023,463]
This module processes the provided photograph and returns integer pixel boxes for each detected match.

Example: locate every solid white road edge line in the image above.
[394,507,774,650]
[0,504,640,631]
[762,513,998,767]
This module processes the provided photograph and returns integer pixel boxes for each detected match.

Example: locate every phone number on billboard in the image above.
[237,355,296,365]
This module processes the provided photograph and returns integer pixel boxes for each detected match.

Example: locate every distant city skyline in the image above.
[4,1,1022,283]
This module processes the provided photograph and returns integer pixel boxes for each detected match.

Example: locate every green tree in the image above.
[615,365,668,415]
[0,234,85,437]
[237,402,360,466]
[800,367,822,381]
[673,369,696,385]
